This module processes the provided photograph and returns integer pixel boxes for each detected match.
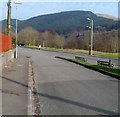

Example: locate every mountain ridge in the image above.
[1,10,118,34]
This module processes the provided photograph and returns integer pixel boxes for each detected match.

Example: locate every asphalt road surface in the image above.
[2,47,119,115]
[41,49,119,68]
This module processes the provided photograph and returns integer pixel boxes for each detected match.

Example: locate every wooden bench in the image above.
[97,59,114,67]
[75,56,87,62]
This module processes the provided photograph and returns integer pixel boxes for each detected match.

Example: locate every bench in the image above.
[97,59,114,67]
[75,56,87,62]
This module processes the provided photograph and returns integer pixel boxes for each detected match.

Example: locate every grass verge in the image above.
[43,47,119,59]
[21,46,39,49]
[56,56,120,78]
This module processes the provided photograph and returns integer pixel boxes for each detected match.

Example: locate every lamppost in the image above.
[87,18,93,55]
[14,1,22,58]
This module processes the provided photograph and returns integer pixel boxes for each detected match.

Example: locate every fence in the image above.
[0,33,12,52]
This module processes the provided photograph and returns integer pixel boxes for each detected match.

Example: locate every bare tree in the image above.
[18,27,40,46]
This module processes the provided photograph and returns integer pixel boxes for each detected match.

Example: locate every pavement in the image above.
[2,54,29,115]
[1,47,119,115]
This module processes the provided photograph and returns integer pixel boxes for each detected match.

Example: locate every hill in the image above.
[1,11,118,34]
[96,14,118,21]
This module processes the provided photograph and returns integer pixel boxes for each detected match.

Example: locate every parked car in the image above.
[18,43,25,46]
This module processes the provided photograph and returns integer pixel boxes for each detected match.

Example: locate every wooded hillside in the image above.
[1,11,118,34]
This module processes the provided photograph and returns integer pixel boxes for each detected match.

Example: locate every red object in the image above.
[0,33,12,52]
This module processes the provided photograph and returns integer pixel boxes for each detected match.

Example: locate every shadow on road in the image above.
[1,76,119,115]
[2,76,29,88]
[33,91,118,115]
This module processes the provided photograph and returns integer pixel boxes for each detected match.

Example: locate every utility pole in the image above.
[87,18,94,55]
[7,0,12,36]
[90,19,93,55]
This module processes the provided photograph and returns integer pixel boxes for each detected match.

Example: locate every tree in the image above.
[18,27,40,46]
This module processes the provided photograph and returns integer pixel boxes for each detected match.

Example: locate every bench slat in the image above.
[75,56,87,62]
[97,60,114,67]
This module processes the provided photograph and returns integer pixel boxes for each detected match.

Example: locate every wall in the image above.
[0,49,15,71]
[0,33,14,70]
[0,33,12,52]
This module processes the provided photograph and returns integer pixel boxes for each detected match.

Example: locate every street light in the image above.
[14,1,22,58]
[87,18,94,55]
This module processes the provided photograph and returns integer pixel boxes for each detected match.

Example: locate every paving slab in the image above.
[2,56,29,115]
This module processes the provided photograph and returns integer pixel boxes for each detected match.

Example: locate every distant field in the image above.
[21,46,119,59]
[43,47,119,59]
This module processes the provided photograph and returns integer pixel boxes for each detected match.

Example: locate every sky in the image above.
[1,0,119,20]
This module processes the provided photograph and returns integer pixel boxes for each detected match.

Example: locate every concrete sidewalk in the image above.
[2,56,29,115]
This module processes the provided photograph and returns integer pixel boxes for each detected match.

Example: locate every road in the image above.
[41,49,119,68]
[2,47,119,115]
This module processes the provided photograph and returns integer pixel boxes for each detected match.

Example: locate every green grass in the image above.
[43,47,89,54]
[43,47,119,59]
[21,46,39,49]
[57,57,120,77]
[21,46,119,59]
[92,51,119,59]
